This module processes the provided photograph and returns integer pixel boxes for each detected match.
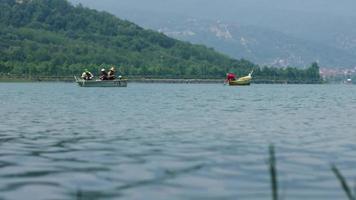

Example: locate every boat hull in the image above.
[75,77,127,87]
[228,80,251,86]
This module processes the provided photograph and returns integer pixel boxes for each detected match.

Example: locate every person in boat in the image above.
[99,68,108,80]
[81,69,94,80]
[225,73,237,83]
[107,66,116,80]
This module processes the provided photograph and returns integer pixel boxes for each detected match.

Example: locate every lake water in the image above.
[0,83,356,200]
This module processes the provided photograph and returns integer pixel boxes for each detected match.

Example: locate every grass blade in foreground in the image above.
[269,145,278,200]
[331,165,355,200]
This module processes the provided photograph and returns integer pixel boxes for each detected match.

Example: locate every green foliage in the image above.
[0,0,322,82]
[0,0,251,76]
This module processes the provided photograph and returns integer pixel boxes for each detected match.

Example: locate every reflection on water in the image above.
[0,83,356,200]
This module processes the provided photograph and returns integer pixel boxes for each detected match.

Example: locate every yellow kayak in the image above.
[228,71,253,86]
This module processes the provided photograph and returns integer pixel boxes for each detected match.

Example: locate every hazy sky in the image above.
[69,0,356,40]
[69,0,356,18]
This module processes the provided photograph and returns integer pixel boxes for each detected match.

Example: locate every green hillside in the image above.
[0,0,256,77]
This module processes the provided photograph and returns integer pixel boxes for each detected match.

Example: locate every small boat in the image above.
[228,71,253,86]
[74,76,127,87]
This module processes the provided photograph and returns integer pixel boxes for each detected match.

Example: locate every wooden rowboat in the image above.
[74,76,127,87]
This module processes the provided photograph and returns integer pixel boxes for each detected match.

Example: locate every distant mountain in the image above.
[0,0,255,76]
[155,19,356,68]
[68,0,356,68]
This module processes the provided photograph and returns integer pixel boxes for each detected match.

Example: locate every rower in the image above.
[81,69,94,80]
[108,67,116,80]
[99,68,108,80]
[226,73,237,82]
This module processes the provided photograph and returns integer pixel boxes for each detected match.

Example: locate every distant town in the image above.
[320,67,355,83]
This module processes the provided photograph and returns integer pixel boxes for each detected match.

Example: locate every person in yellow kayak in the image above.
[81,69,94,80]
[225,72,237,83]
[108,66,116,80]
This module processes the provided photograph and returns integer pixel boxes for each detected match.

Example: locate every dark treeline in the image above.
[253,62,322,83]
[0,0,322,83]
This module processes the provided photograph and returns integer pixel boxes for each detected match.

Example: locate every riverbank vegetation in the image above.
[253,62,322,84]
[0,0,322,83]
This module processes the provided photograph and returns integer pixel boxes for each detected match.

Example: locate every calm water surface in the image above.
[0,83,356,200]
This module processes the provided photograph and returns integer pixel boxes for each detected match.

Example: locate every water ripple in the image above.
[0,83,356,199]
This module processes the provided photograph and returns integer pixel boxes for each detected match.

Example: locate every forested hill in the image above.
[0,0,255,77]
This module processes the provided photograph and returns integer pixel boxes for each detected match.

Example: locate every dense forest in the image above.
[0,0,321,83]
[253,62,322,83]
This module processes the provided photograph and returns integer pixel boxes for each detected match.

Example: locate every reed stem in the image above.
[269,145,278,200]
[331,165,355,200]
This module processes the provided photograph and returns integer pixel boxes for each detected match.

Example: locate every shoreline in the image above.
[0,78,324,84]
[0,75,324,84]
[0,76,223,84]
